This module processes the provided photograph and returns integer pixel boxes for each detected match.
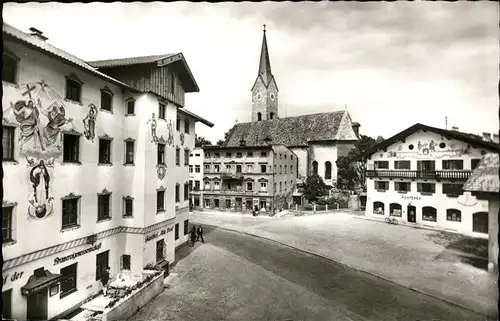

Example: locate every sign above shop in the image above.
[3,270,24,286]
[401,195,421,201]
[53,242,102,266]
[145,229,166,242]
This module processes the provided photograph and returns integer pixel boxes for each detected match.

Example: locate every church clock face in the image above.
[255,93,263,101]
[269,92,276,101]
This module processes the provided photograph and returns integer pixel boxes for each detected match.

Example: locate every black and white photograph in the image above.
[1,2,498,321]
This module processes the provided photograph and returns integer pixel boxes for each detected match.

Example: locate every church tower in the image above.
[251,25,279,122]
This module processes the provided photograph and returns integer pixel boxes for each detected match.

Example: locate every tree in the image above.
[216,139,224,146]
[336,135,378,191]
[303,174,328,202]
[195,136,212,147]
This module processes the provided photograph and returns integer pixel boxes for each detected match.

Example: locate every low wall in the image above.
[103,273,164,321]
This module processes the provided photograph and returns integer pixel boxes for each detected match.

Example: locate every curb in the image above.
[197,222,495,319]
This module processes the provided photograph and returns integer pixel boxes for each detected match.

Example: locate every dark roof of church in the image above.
[464,153,499,193]
[225,111,346,147]
[257,28,273,87]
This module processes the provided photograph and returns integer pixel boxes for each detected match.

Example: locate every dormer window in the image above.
[65,73,83,103]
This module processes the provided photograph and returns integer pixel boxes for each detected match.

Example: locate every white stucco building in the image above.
[1,24,212,320]
[364,123,499,237]
[188,146,204,209]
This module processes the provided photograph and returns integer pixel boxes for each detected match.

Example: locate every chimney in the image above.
[492,134,499,144]
[482,132,491,142]
[451,126,459,131]
[29,27,48,41]
[351,122,360,138]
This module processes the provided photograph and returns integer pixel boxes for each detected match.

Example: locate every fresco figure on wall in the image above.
[27,160,54,219]
[147,113,157,143]
[83,104,98,142]
[167,120,174,146]
[13,99,45,152]
[43,104,73,148]
[428,140,436,152]
[180,133,185,146]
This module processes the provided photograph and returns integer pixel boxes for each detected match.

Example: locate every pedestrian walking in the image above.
[196,225,204,243]
[100,266,110,296]
[190,226,197,246]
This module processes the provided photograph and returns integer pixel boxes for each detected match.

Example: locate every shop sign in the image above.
[401,195,421,201]
[3,270,24,285]
[166,226,174,233]
[53,242,102,266]
[145,229,166,242]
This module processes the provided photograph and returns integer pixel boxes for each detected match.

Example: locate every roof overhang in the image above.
[364,123,500,158]
[178,108,214,128]
[157,53,199,93]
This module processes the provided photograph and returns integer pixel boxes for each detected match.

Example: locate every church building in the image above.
[224,26,360,193]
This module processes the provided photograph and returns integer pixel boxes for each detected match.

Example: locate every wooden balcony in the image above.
[203,189,269,196]
[366,170,472,181]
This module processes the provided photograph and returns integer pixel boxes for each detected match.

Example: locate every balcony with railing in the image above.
[204,188,269,196]
[366,170,472,181]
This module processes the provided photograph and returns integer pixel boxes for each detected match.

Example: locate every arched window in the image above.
[270,112,274,119]
[312,161,318,175]
[373,201,384,215]
[325,161,332,179]
[257,112,262,121]
[446,209,461,222]
[422,206,437,222]
[390,203,402,217]
[472,212,488,234]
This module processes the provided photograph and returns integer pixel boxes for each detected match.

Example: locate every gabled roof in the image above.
[2,23,136,91]
[88,54,176,68]
[365,123,500,157]
[225,111,350,147]
[178,108,214,128]
[463,153,499,193]
[88,53,200,93]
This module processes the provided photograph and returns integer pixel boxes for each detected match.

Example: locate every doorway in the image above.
[27,289,48,320]
[407,205,416,223]
[472,212,488,234]
[2,290,12,319]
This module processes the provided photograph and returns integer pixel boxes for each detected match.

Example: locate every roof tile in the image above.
[464,153,499,193]
[88,54,176,68]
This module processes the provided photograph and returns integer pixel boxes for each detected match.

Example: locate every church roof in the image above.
[225,111,350,147]
[463,153,499,193]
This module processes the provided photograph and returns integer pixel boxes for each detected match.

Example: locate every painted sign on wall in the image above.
[401,195,422,201]
[53,242,102,265]
[145,229,166,242]
[3,271,24,285]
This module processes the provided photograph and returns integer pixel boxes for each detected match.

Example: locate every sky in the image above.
[3,2,499,143]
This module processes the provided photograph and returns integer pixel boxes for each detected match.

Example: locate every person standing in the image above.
[190,226,197,247]
[197,225,204,243]
[100,266,110,296]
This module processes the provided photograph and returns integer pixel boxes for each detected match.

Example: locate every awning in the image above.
[21,270,61,296]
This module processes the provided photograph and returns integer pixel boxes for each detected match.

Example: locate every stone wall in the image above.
[103,273,164,321]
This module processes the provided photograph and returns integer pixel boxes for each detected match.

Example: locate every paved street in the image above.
[189,211,498,318]
[130,227,490,321]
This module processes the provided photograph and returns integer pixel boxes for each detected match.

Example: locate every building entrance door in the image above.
[2,289,12,319]
[27,289,48,320]
[407,205,416,223]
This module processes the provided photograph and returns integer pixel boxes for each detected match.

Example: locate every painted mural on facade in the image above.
[383,138,476,160]
[83,104,98,142]
[167,120,174,146]
[157,164,167,180]
[180,133,185,146]
[147,113,157,143]
[2,81,77,219]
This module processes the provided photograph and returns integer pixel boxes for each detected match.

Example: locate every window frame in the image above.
[156,239,165,263]
[98,137,112,165]
[97,191,112,222]
[61,196,80,230]
[2,50,19,84]
[156,189,166,213]
[184,120,189,134]
[100,87,114,112]
[176,148,181,166]
[184,220,189,235]
[125,98,135,116]
[63,133,81,163]
[394,160,411,170]
[2,126,16,161]
[124,139,135,165]
[175,183,180,203]
[95,250,109,281]
[2,206,14,242]
[184,149,190,166]
[157,143,166,165]
[158,102,166,120]
[60,263,78,298]
[121,254,131,270]
[65,73,83,103]
[184,183,189,201]
[175,223,179,240]
[123,196,134,218]
[446,209,462,222]
[374,161,389,169]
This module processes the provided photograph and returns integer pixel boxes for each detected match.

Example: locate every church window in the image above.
[312,161,318,175]
[270,112,274,119]
[325,161,332,179]
[257,112,262,121]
